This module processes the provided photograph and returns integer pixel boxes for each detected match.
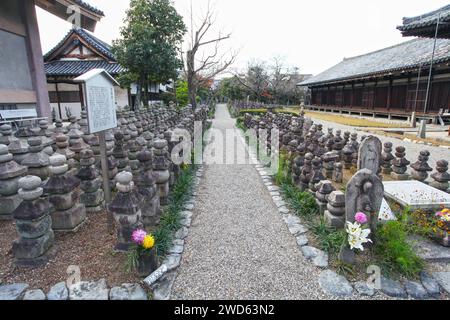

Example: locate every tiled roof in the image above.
[72,0,105,17]
[299,38,450,87]
[398,4,450,33]
[45,60,125,77]
[44,28,115,62]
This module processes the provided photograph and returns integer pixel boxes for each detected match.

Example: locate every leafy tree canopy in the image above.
[112,0,186,85]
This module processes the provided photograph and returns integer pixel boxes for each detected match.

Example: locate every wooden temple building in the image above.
[44,27,173,120]
[299,4,450,123]
[0,0,104,119]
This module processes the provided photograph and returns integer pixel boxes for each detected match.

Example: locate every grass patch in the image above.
[374,220,424,279]
[310,219,347,255]
[153,165,196,259]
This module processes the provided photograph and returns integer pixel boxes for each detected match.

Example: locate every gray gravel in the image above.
[171,105,328,300]
[171,105,397,300]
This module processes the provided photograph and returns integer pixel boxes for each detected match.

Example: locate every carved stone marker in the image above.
[357,136,382,175]
[340,168,384,265]
[13,176,54,266]
[109,171,143,251]
[0,144,27,220]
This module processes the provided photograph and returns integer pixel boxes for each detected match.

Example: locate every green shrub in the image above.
[374,221,424,278]
[281,183,319,218]
[153,165,196,259]
[275,152,290,186]
[311,219,347,255]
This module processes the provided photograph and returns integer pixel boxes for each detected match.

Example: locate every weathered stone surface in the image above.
[175,227,189,240]
[144,265,168,287]
[318,270,353,297]
[110,283,147,300]
[50,204,86,232]
[152,272,177,300]
[69,279,109,300]
[380,277,407,298]
[12,230,54,260]
[409,236,450,263]
[274,200,286,208]
[432,272,450,294]
[287,223,308,236]
[47,282,68,300]
[278,206,289,214]
[168,244,184,255]
[163,254,181,271]
[23,289,46,300]
[180,211,193,219]
[180,217,192,228]
[404,281,429,300]
[354,281,375,297]
[301,246,328,268]
[0,283,28,300]
[420,271,441,297]
[296,234,309,247]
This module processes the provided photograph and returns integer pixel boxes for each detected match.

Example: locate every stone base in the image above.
[12,230,54,262]
[51,204,87,231]
[80,189,104,209]
[430,181,449,193]
[316,200,328,215]
[157,182,169,206]
[390,172,410,181]
[0,194,22,217]
[142,196,161,227]
[324,210,345,229]
[339,245,355,265]
[85,205,104,214]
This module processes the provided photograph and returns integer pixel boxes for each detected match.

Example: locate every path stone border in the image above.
[0,166,204,301]
[144,165,204,300]
[0,279,148,301]
[239,130,449,300]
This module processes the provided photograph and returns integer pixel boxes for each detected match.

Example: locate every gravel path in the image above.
[171,104,327,300]
[305,116,450,173]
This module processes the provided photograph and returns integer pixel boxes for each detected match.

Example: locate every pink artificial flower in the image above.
[132,229,147,245]
[355,212,368,224]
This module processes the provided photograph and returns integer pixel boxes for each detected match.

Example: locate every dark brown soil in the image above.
[0,212,140,292]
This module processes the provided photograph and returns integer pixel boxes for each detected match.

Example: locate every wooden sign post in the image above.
[74,69,119,234]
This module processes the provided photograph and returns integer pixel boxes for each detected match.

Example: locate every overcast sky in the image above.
[36,0,450,76]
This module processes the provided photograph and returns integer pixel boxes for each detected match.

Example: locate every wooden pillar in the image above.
[387,78,393,111]
[350,82,354,108]
[22,0,51,118]
[55,82,62,120]
[78,83,85,108]
[373,80,377,110]
[127,87,132,107]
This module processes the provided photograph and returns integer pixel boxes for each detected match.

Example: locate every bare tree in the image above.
[185,1,237,109]
[231,60,270,102]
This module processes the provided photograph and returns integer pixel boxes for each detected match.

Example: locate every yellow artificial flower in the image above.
[142,235,155,249]
[442,209,450,214]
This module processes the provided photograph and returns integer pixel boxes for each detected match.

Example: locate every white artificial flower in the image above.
[346,223,373,252]
[346,221,362,237]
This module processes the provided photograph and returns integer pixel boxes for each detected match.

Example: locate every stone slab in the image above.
[432,272,450,294]
[383,180,450,211]
[408,236,450,263]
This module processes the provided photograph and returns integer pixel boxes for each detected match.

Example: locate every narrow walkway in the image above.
[171,104,324,300]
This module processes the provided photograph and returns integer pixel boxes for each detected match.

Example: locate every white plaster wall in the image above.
[115,87,129,108]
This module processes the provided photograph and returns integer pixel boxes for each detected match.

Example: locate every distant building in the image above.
[45,27,173,120]
[0,0,103,119]
[299,4,450,122]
